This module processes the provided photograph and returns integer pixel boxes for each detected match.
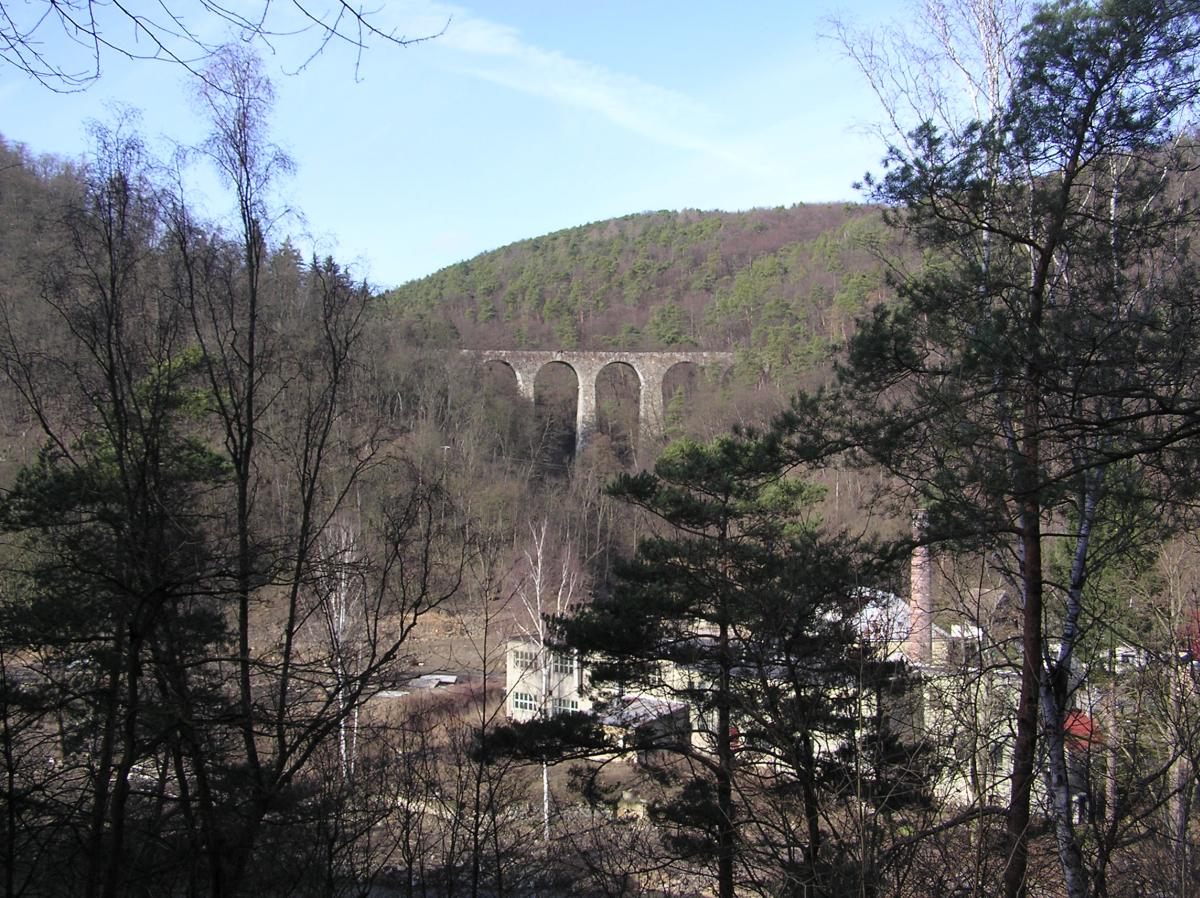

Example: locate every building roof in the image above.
[601,695,687,728]
[852,589,911,646]
[1064,710,1102,750]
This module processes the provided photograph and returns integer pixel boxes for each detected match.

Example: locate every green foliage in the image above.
[548,429,915,895]
[647,300,692,346]
[809,4,1200,895]
[664,387,689,442]
[832,269,881,320]
[379,206,897,372]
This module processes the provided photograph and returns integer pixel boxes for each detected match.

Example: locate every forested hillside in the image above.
[5,2,1200,896]
[5,129,896,389]
[381,204,895,384]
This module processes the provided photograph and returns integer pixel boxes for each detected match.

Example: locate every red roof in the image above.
[1064,710,1102,751]
[1181,608,1200,659]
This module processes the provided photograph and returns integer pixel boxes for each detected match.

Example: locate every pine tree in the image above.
[810,2,1200,894]
[557,432,914,897]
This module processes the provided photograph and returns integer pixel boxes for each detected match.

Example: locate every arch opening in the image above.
[533,360,579,469]
[481,359,521,397]
[664,361,740,441]
[662,361,707,441]
[594,361,641,466]
[452,359,535,462]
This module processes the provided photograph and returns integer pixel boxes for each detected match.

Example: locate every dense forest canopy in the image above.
[380,204,895,382]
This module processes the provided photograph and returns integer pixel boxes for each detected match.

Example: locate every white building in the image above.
[504,637,591,722]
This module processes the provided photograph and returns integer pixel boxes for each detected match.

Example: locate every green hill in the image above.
[380,204,894,384]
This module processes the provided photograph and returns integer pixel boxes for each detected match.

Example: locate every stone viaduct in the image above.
[462,350,734,455]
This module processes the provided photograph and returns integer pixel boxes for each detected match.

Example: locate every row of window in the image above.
[510,693,579,715]
[512,649,576,676]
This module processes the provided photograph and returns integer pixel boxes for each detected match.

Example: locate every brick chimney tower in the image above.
[906,508,933,665]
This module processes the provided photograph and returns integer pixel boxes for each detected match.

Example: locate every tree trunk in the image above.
[100,625,146,898]
[83,631,123,898]
[717,617,735,898]
[1004,376,1044,898]
[802,734,823,887]
[1169,668,1191,894]
[1040,691,1087,898]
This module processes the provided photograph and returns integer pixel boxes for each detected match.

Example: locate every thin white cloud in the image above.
[390,1,782,177]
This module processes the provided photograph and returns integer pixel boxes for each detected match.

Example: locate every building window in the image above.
[512,692,537,713]
[513,649,538,671]
[552,653,576,676]
[552,697,579,715]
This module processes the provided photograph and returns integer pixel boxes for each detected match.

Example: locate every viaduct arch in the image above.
[463,350,734,455]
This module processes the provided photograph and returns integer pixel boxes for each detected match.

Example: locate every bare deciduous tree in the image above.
[2,0,444,91]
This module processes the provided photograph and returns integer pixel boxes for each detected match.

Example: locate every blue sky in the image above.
[2,1,902,288]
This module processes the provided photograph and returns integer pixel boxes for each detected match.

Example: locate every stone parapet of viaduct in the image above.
[461,349,734,455]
